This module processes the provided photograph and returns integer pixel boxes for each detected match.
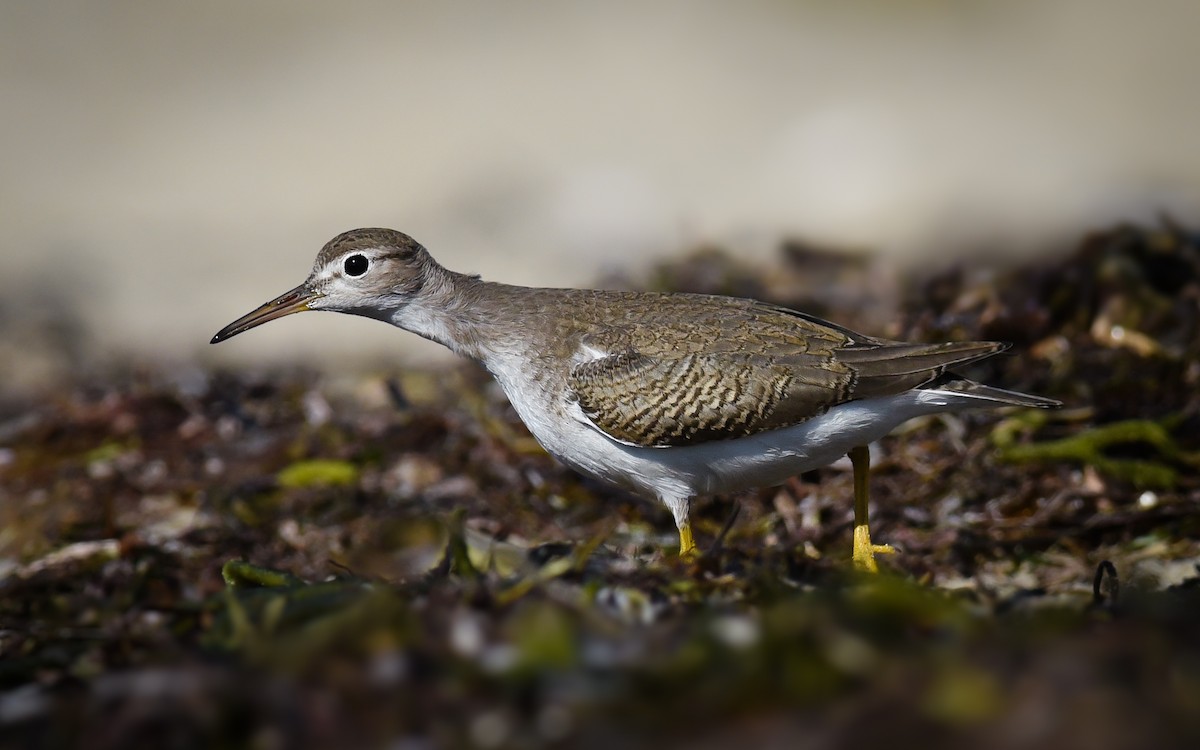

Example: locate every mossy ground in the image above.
[1,222,1198,749]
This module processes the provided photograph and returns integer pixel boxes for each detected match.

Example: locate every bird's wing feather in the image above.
[569,349,852,447]
[567,299,1009,447]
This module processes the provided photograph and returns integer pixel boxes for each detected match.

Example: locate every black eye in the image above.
[344,254,369,277]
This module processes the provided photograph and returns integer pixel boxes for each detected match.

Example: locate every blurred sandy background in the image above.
[2,0,1198,381]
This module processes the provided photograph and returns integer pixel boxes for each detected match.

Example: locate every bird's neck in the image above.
[389,267,519,362]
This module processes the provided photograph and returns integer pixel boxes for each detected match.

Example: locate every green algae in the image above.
[276,458,359,488]
[996,418,1196,489]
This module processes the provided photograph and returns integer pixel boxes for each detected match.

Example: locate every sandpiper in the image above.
[212,228,1059,571]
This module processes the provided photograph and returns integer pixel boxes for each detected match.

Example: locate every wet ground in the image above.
[1,222,1198,749]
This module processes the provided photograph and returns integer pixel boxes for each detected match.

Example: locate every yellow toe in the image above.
[852,524,893,573]
[678,524,698,557]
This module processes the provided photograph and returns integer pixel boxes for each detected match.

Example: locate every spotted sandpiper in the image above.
[212,228,1060,571]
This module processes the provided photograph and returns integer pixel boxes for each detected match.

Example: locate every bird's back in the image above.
[470,284,1052,449]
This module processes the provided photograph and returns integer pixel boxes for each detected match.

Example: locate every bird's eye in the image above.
[344,254,369,277]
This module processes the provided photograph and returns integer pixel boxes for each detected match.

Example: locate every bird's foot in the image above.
[678,524,700,559]
[852,524,895,573]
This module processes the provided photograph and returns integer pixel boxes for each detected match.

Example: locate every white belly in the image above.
[495,365,986,501]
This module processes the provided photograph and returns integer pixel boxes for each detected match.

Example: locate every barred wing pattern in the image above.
[567,302,1006,448]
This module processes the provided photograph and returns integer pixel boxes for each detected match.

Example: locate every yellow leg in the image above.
[678,523,698,558]
[850,444,895,573]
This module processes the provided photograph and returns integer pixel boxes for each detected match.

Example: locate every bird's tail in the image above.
[929,377,1062,409]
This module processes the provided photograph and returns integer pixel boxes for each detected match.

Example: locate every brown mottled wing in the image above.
[570,349,855,447]
[567,298,1007,448]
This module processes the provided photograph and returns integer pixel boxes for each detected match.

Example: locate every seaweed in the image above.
[2,222,1199,749]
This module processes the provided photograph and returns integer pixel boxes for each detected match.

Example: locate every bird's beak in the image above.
[210,283,323,344]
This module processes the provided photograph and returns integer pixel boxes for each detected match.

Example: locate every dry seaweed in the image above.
[1,221,1198,749]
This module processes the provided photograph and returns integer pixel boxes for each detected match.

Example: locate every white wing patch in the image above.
[572,341,610,366]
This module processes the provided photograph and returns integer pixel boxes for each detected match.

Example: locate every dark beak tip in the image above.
[208,284,317,346]
[210,326,238,344]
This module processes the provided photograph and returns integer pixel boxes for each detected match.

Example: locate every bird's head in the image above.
[211,228,437,343]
